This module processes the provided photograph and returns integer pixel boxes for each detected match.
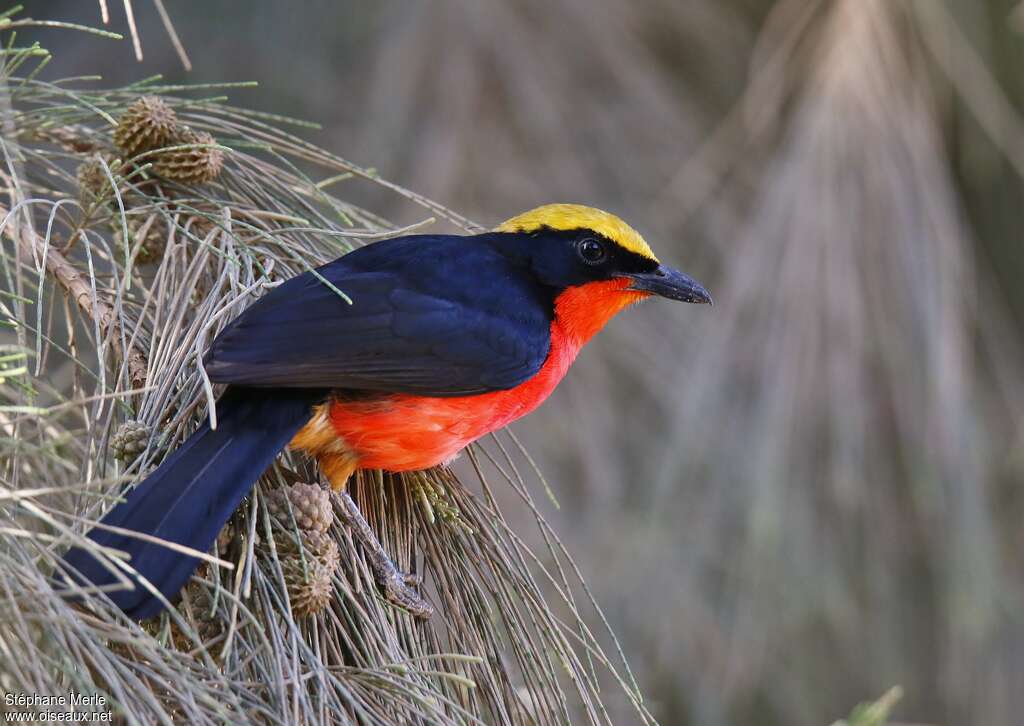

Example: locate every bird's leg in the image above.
[297,422,433,619]
[316,452,431,619]
[330,489,433,620]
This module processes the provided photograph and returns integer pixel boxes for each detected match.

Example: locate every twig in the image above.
[0,200,148,388]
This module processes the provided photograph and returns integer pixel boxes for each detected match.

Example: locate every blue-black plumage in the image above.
[203,234,558,395]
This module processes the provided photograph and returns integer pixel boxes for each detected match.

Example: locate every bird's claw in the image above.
[379,568,433,620]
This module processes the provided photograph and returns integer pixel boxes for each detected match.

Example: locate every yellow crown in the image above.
[496,204,658,262]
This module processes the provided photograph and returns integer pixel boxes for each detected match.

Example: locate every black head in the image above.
[493,204,711,304]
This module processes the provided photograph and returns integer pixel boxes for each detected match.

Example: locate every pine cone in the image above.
[76,155,121,205]
[144,581,224,653]
[152,127,224,185]
[278,531,340,618]
[111,420,150,461]
[265,482,333,533]
[113,96,178,157]
[292,529,341,571]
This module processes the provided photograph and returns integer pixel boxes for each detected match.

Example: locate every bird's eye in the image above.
[577,238,607,265]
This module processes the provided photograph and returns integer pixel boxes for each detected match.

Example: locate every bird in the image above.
[58,203,711,620]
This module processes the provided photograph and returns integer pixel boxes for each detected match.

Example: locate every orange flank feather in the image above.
[290,279,649,485]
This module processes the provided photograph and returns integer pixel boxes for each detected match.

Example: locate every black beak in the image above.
[626,264,712,304]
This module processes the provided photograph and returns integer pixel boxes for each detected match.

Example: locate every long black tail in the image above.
[59,387,322,619]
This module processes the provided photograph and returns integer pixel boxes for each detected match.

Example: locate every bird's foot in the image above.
[379,569,433,619]
[331,490,433,620]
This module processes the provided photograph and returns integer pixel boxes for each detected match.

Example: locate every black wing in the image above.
[203,235,553,396]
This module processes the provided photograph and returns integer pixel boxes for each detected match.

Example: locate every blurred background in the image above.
[30,1,1024,724]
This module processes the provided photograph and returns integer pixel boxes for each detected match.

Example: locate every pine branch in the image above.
[0,199,149,388]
